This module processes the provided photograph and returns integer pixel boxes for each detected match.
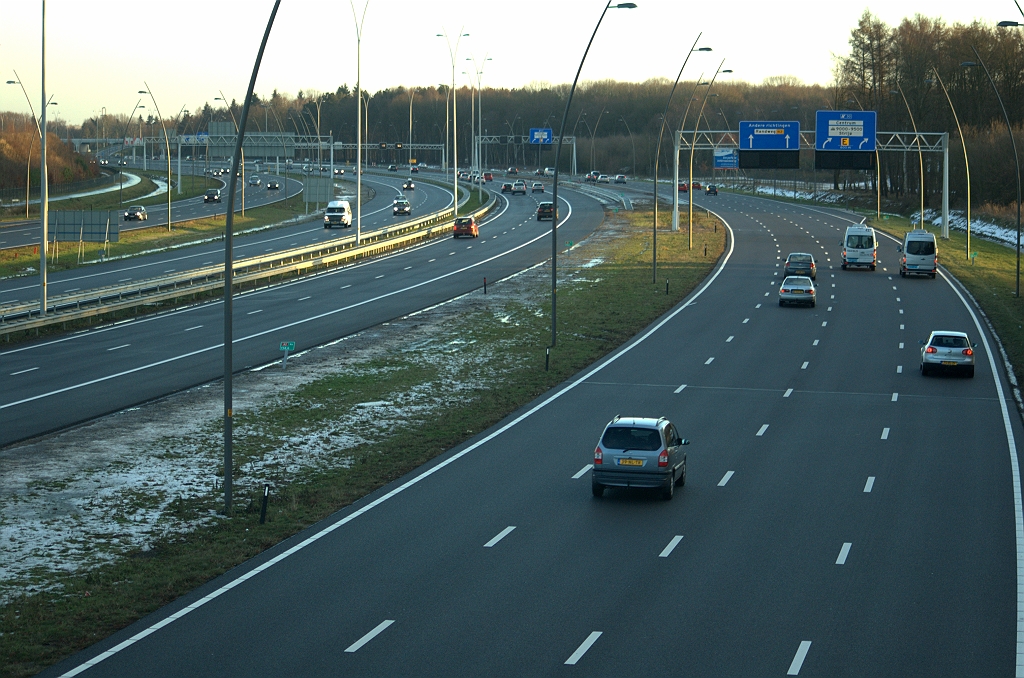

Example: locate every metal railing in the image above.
[1,191,495,337]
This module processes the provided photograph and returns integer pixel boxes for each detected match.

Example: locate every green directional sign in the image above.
[280,341,295,352]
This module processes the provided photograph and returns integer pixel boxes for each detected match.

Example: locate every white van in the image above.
[898,229,937,278]
[543,167,555,176]
[841,224,877,271]
[324,200,352,228]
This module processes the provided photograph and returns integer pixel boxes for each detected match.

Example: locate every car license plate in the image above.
[618,458,643,466]
[793,290,803,294]
[942,361,957,366]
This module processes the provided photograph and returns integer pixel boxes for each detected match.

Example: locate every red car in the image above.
[483,171,493,181]
[692,181,702,190]
[453,216,479,238]
[678,183,688,192]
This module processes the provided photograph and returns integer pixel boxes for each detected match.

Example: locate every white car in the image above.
[614,174,627,184]
[920,331,975,377]
[778,276,816,307]
[597,174,610,183]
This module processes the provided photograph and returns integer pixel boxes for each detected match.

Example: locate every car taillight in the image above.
[594,447,603,465]
[963,348,974,356]
[658,450,668,467]
[808,288,815,294]
[780,288,789,293]
[926,346,937,353]
[810,262,815,268]
[842,249,847,257]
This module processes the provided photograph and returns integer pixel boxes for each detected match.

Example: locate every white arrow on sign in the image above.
[748,134,754,149]
[859,138,869,149]
[785,134,790,149]
[822,138,832,148]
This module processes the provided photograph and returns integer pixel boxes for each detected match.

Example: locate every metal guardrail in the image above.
[1,191,495,337]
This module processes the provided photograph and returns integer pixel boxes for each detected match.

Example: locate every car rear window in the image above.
[932,335,968,348]
[846,234,874,248]
[907,240,935,255]
[601,426,662,451]
[455,218,472,226]
[788,254,812,263]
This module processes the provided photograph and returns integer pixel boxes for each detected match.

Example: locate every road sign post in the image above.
[280,340,295,368]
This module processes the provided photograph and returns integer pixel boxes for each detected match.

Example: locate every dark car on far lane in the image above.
[501,182,514,194]
[204,189,222,203]
[537,202,556,221]
[784,252,817,280]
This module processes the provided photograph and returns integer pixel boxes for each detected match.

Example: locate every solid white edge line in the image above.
[3,197,569,412]
[788,640,812,675]
[659,535,684,558]
[483,526,516,548]
[836,542,852,565]
[57,210,736,677]
[344,619,395,653]
[864,476,875,493]
[718,471,735,487]
[565,631,602,665]
[572,464,593,479]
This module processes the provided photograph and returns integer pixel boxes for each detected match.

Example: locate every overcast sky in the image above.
[0,0,1015,124]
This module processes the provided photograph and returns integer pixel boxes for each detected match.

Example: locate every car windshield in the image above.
[846,234,874,248]
[789,255,812,263]
[327,207,345,214]
[602,426,662,451]
[907,240,935,255]
[932,335,969,348]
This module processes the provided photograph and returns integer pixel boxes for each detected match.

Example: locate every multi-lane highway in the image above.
[39,186,1023,676]
[0,178,602,445]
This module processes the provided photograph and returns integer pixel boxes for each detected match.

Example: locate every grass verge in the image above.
[0,208,724,677]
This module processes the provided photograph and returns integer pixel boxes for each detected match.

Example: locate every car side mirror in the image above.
[896,245,903,253]
[678,438,689,446]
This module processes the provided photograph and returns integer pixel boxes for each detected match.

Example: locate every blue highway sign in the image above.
[738,121,800,150]
[528,128,553,145]
[815,110,876,151]
[714,148,739,169]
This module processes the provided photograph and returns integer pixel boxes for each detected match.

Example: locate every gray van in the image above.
[899,229,937,278]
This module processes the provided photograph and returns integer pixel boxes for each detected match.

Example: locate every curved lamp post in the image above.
[215,93,244,216]
[671,78,707,233]
[438,28,469,218]
[890,84,925,232]
[688,64,731,249]
[926,68,970,256]
[550,1,637,348]
[618,117,636,178]
[963,47,1020,297]
[140,84,174,231]
[117,100,143,207]
[6,72,45,219]
[589,109,610,171]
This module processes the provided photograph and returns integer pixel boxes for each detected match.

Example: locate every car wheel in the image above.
[921,363,930,376]
[870,265,876,271]
[930,272,937,279]
[966,365,975,378]
[841,263,847,270]
[675,458,686,486]
[537,216,542,221]
[661,475,675,500]
[592,480,605,498]
[324,225,331,229]
[779,299,784,307]
[810,300,816,308]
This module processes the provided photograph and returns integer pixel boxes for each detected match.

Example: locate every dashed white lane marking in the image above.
[164,269,175,273]
[340,284,352,289]
[705,357,715,365]
[897,365,903,373]
[184,325,203,332]
[764,292,770,296]
[788,641,812,675]
[428,258,436,262]
[801,362,809,370]
[659,535,684,558]
[375,274,385,279]
[900,324,905,330]
[836,542,852,565]
[449,252,455,256]
[10,367,39,376]
[674,384,687,393]
[572,464,593,479]
[726,336,734,342]
[404,266,412,270]
[891,392,899,402]
[784,388,793,398]
[899,342,904,349]
[827,307,832,312]
[864,476,875,492]
[107,344,130,352]
[756,303,762,309]
[881,427,890,440]
[344,619,395,653]
[718,471,735,486]
[821,321,827,327]
[756,424,769,436]
[812,340,819,346]
[247,309,262,315]
[896,297,901,302]
[483,526,516,548]
[565,632,602,665]
[899,309,904,314]
[118,277,131,282]
[743,318,749,323]
[298,296,311,301]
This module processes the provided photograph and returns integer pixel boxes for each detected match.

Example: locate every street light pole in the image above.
[40,0,48,315]
[927,68,969,254]
[618,117,636,179]
[351,1,369,242]
[216,92,244,216]
[7,71,42,220]
[964,47,1020,296]
[438,28,469,218]
[550,1,636,348]
[891,84,925,232]
[141,83,173,231]
[689,62,730,249]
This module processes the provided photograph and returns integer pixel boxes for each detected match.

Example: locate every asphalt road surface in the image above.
[0,182,601,446]
[40,188,1023,676]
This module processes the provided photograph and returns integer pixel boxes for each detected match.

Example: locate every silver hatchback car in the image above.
[779,276,816,307]
[920,330,976,377]
[592,416,689,500]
